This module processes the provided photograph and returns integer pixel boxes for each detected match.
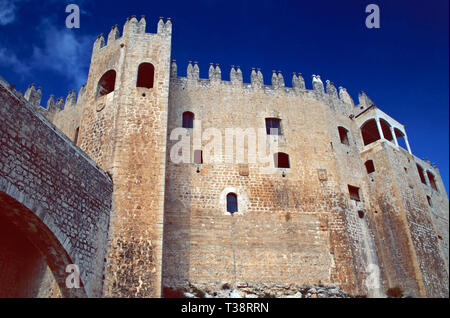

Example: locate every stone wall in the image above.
[162,73,361,295]
[75,17,172,297]
[0,77,113,297]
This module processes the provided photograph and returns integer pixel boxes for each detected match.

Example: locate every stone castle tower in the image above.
[0,15,448,298]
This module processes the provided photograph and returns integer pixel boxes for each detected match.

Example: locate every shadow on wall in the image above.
[161,94,194,294]
[0,192,85,298]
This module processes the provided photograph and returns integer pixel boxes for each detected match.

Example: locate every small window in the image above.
[137,63,155,88]
[274,152,290,169]
[265,118,282,135]
[227,192,238,213]
[96,70,116,98]
[427,196,432,207]
[74,127,79,144]
[182,111,194,129]
[338,126,349,145]
[194,150,203,164]
[416,164,427,185]
[365,160,375,174]
[348,185,360,201]
[358,210,365,218]
[427,171,438,192]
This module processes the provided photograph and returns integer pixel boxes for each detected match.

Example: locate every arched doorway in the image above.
[0,192,86,297]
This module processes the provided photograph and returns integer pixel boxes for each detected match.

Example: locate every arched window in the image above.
[136,63,155,88]
[265,118,282,135]
[361,119,380,146]
[227,193,238,213]
[379,119,393,142]
[394,128,408,150]
[338,126,349,145]
[96,70,116,98]
[427,171,438,192]
[416,164,427,185]
[182,111,194,128]
[274,152,290,169]
[365,160,375,174]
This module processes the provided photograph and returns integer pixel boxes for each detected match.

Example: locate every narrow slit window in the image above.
[427,196,432,207]
[182,111,194,129]
[74,127,79,144]
[348,185,361,201]
[265,118,282,135]
[274,152,290,169]
[227,193,238,213]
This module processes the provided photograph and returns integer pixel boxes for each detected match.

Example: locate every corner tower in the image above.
[77,16,172,297]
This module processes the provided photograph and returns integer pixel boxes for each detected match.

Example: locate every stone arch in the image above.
[394,128,408,150]
[0,191,87,298]
[360,118,380,146]
[96,69,116,99]
[379,118,393,142]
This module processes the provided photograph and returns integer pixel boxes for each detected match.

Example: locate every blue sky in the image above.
[0,0,448,193]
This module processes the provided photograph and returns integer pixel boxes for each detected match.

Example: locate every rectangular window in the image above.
[338,126,349,145]
[427,171,438,192]
[194,150,203,164]
[416,164,427,185]
[348,185,361,201]
[265,118,282,135]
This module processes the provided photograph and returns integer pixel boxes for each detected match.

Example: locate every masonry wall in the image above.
[360,141,449,297]
[76,17,172,297]
[321,100,385,297]
[162,75,362,295]
[52,88,85,144]
[0,78,113,297]
[4,16,448,298]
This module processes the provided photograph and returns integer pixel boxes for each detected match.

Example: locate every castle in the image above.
[0,15,448,298]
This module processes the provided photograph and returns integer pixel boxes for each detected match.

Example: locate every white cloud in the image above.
[0,47,30,75]
[31,19,93,88]
[0,0,26,25]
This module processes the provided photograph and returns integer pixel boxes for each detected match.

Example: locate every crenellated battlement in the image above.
[22,82,86,122]
[93,15,172,52]
[1,14,448,300]
[168,60,371,114]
